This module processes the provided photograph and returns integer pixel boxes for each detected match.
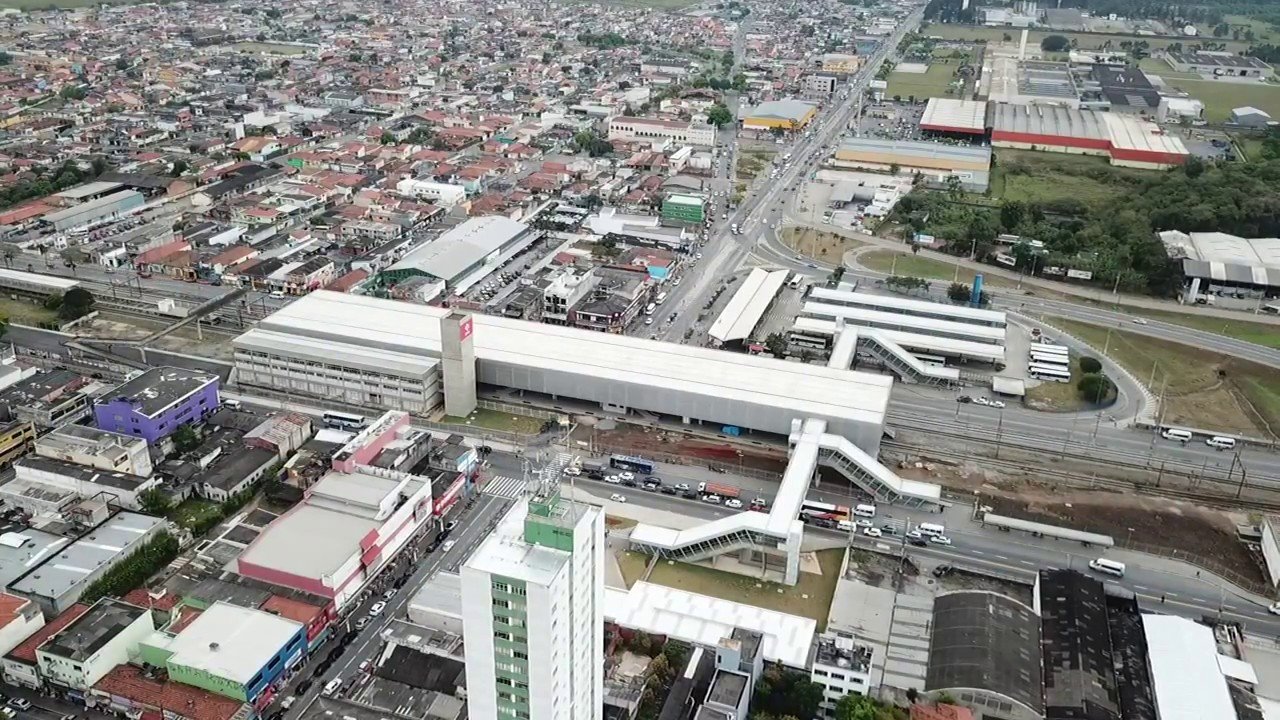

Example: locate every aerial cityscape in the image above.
[0,0,1278,719]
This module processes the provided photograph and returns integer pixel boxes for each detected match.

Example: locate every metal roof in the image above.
[240,291,893,431]
[807,286,1006,326]
[794,316,1005,363]
[920,98,988,133]
[802,300,1007,343]
[709,268,789,343]
[389,216,531,282]
[926,591,1043,714]
[41,190,142,224]
[1142,614,1239,720]
[837,138,992,167]
[747,99,817,122]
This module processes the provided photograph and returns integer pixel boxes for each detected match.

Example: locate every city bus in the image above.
[1028,363,1072,383]
[1032,343,1069,356]
[800,500,850,523]
[788,331,831,351]
[610,454,655,475]
[1028,351,1069,366]
[323,411,368,430]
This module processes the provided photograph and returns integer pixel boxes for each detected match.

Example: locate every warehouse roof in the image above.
[838,138,992,167]
[389,216,531,282]
[238,502,379,581]
[926,591,1043,715]
[808,286,1007,325]
[747,99,816,122]
[1159,231,1280,269]
[10,512,163,601]
[920,98,988,134]
[1142,614,1239,720]
[1167,50,1271,69]
[41,190,142,224]
[1101,113,1189,155]
[991,103,1108,141]
[241,291,893,431]
[709,268,789,344]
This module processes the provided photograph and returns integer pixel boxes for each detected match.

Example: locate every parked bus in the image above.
[800,501,850,523]
[788,273,803,290]
[788,331,831,351]
[610,454,655,475]
[1029,352,1069,366]
[1029,363,1072,383]
[1032,343,1070,356]
[323,411,367,430]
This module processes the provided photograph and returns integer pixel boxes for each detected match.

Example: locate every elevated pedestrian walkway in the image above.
[824,323,959,386]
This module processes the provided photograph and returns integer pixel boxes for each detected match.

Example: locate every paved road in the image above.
[578,474,1280,634]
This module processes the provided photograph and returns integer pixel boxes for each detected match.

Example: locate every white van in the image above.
[1161,428,1193,443]
[854,504,876,518]
[1206,436,1237,450]
[270,290,286,299]
[221,399,242,410]
[1088,558,1126,577]
[837,520,855,532]
[917,522,945,537]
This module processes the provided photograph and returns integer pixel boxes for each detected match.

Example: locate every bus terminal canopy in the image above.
[981,513,1114,546]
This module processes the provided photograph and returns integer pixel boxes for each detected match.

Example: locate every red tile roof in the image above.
[121,589,180,612]
[8,603,88,663]
[93,665,246,720]
[167,606,202,634]
[261,595,323,626]
[0,593,31,628]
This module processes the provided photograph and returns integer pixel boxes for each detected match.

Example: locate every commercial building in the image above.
[90,664,251,720]
[40,190,145,232]
[0,370,93,429]
[661,194,705,224]
[983,59,1080,108]
[708,267,789,348]
[607,117,716,147]
[1164,50,1272,79]
[395,179,468,208]
[139,601,306,706]
[990,103,1189,169]
[1141,614,1241,720]
[919,98,988,137]
[233,291,892,453]
[7,512,168,616]
[1036,570,1124,720]
[93,367,221,443]
[1158,230,1280,303]
[925,592,1043,720]
[0,594,43,661]
[743,100,818,131]
[1231,106,1273,127]
[9,455,159,511]
[821,53,861,75]
[236,413,442,607]
[832,139,992,192]
[0,419,35,469]
[811,632,874,718]
[383,216,538,294]
[462,491,604,720]
[34,424,153,477]
[36,598,154,697]
[803,74,839,96]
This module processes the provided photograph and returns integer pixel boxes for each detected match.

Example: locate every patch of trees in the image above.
[80,532,180,604]
[0,161,94,211]
[1041,35,1071,52]
[752,665,825,720]
[43,287,95,322]
[577,32,628,48]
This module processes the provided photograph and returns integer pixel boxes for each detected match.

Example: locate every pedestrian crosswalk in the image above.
[483,475,527,499]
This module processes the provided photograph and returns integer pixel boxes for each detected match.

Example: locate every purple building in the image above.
[93,367,220,443]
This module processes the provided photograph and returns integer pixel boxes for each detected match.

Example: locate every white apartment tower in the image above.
[462,488,604,720]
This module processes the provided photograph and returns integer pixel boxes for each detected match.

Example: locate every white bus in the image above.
[1032,343,1070,356]
[788,331,831,351]
[1029,363,1072,383]
[323,411,367,430]
[788,273,803,290]
[655,292,668,305]
[917,522,946,537]
[1029,352,1069,366]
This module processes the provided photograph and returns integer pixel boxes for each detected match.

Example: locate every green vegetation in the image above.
[783,227,864,262]
[833,694,908,720]
[0,297,58,327]
[706,103,733,128]
[169,498,222,530]
[80,532,180,605]
[1026,356,1111,411]
[1125,306,1280,349]
[885,64,960,101]
[734,150,775,180]
[1160,77,1280,122]
[443,407,545,435]
[172,423,201,452]
[617,550,651,588]
[990,149,1157,207]
[634,642,690,720]
[232,42,309,56]
[920,22,1251,53]
[859,249,1014,289]
[643,548,845,627]
[1,160,100,212]
[753,665,825,720]
[1048,317,1280,439]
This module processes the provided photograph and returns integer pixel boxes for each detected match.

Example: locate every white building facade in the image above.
[462,491,604,720]
[607,117,716,147]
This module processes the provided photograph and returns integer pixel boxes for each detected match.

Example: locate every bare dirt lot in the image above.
[782,227,864,264]
[580,424,789,475]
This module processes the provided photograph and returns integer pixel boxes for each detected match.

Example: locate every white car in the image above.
[1132,317,1148,325]
[856,518,873,528]
[618,471,635,482]
[441,540,456,553]
[1268,601,1280,615]
[930,535,953,546]
[863,527,882,538]
[604,475,622,484]
[368,601,387,617]
[972,397,991,406]
[989,400,1006,409]
[702,494,723,504]
[645,317,654,325]
[674,278,682,286]
[725,498,743,509]
[610,493,627,503]
[563,466,582,477]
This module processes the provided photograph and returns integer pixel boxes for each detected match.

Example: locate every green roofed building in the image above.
[662,193,706,225]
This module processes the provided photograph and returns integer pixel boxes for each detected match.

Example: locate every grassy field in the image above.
[1225,14,1277,42]
[0,297,58,326]
[1233,135,1267,162]
[921,22,1252,53]
[885,64,959,101]
[1124,306,1280,349]
[858,249,1016,288]
[1160,77,1280,122]
[1136,57,1202,80]
[1049,317,1280,439]
[783,227,864,263]
[232,42,310,56]
[1024,356,1116,411]
[990,148,1157,206]
[169,499,222,531]
[617,551,651,588]
[641,548,845,628]
[735,151,775,180]
[443,408,544,435]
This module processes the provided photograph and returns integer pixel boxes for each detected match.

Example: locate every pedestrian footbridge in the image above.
[628,417,941,585]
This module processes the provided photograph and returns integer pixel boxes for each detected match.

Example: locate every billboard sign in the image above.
[1067,269,1093,280]
[459,315,474,342]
